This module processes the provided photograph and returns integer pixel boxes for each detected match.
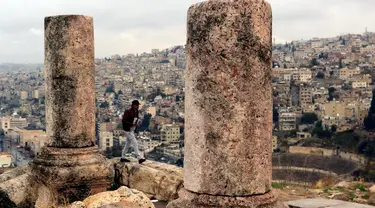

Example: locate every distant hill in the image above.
[0,63,43,73]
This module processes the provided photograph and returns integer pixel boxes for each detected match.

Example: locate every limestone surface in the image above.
[184,0,273,196]
[44,15,95,148]
[0,165,28,183]
[370,184,375,193]
[72,186,155,208]
[114,159,183,202]
[287,198,375,208]
[0,173,30,205]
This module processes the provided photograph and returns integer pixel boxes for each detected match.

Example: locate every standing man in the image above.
[121,100,146,164]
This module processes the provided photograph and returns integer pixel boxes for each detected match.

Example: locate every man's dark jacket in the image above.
[122,108,139,132]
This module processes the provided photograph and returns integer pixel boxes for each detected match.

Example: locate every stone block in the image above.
[0,173,30,205]
[74,186,156,208]
[114,159,183,202]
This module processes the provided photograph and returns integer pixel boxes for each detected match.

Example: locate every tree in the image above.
[106,85,115,93]
[176,158,184,167]
[331,125,337,133]
[357,140,375,158]
[316,71,325,79]
[318,53,323,59]
[364,90,375,130]
[301,113,319,124]
[364,115,375,130]
[313,121,332,138]
[18,111,28,118]
[369,89,375,115]
[332,130,360,152]
[100,101,109,108]
[328,87,337,101]
[273,106,279,123]
[339,58,344,69]
[311,58,319,66]
[139,114,152,131]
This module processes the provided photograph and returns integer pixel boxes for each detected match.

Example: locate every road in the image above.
[10,146,31,166]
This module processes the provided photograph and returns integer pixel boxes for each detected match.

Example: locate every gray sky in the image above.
[0,0,373,63]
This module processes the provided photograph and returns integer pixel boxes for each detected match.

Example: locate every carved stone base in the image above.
[30,146,114,204]
[167,188,288,208]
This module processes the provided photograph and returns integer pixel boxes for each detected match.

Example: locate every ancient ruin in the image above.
[167,0,287,207]
[30,15,114,205]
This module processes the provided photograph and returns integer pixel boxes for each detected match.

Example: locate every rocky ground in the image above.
[275,181,375,206]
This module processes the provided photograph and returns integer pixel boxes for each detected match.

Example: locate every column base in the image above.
[30,146,114,204]
[167,188,288,208]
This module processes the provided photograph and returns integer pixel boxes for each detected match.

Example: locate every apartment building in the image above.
[278,113,297,131]
[20,91,28,100]
[323,102,346,118]
[99,131,113,151]
[339,67,360,80]
[32,90,39,99]
[161,124,180,143]
[0,117,28,131]
[299,85,313,109]
[352,81,367,89]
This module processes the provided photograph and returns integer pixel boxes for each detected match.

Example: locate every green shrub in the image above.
[349,192,356,201]
[362,193,370,199]
[271,182,284,190]
[354,183,366,192]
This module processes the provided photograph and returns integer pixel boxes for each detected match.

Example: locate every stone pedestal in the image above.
[168,189,286,208]
[168,0,286,207]
[30,15,113,206]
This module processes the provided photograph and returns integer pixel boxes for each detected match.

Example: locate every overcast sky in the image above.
[0,0,373,63]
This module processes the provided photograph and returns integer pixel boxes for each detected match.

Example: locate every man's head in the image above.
[131,100,140,110]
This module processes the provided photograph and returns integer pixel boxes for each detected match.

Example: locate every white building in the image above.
[352,81,368,89]
[279,113,297,131]
[99,131,113,151]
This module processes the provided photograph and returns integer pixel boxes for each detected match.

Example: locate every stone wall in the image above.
[272,169,333,186]
[273,153,359,175]
[289,146,366,165]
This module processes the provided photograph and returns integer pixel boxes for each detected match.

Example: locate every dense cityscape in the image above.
[2,31,375,172]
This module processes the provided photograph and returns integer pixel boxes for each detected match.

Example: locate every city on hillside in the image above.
[2,32,375,180]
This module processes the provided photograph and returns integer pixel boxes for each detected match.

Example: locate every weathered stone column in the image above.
[168,1,287,207]
[31,15,113,206]
[44,15,96,148]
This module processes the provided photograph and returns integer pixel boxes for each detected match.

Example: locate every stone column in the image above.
[168,0,287,207]
[31,15,113,206]
[44,15,95,148]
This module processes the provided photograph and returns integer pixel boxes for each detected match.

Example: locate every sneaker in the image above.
[138,158,146,164]
[120,158,131,163]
